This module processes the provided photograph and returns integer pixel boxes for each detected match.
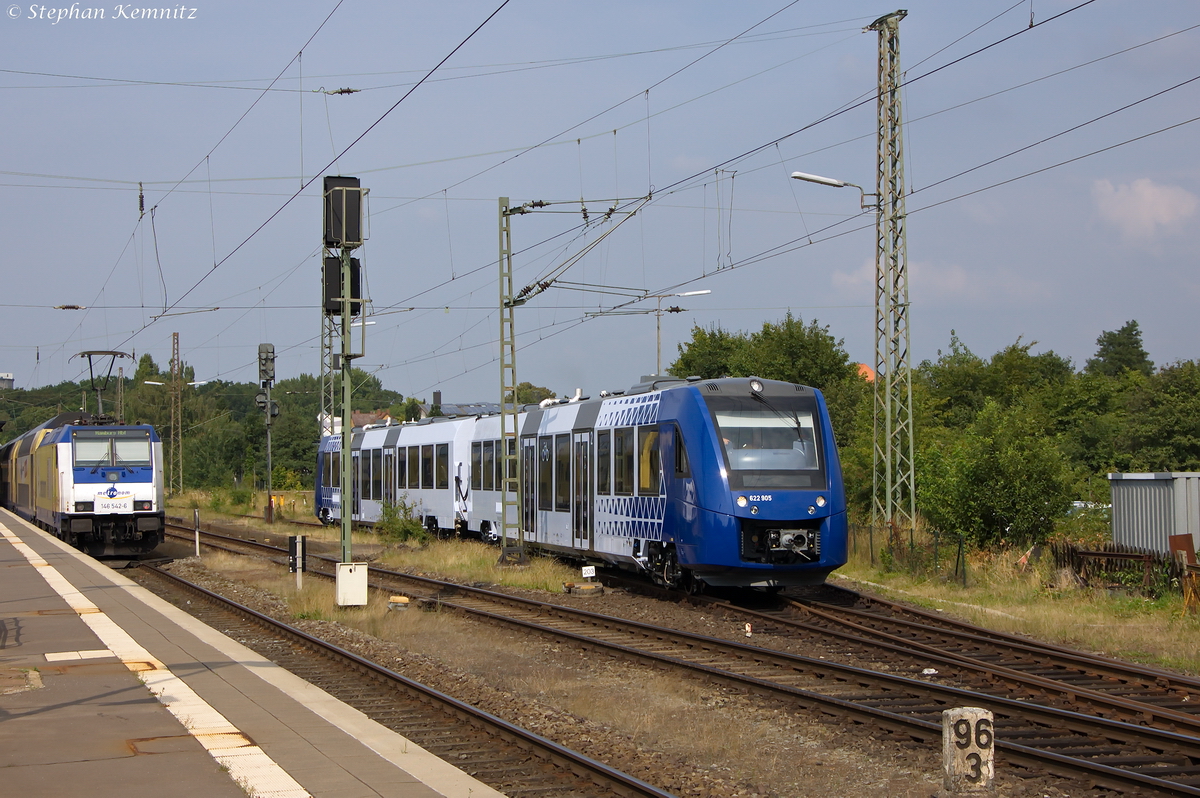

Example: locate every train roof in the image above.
[330,376,817,437]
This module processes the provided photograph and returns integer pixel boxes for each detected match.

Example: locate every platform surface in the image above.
[0,509,505,798]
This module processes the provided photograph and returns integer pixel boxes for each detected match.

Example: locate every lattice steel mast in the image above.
[169,331,183,496]
[497,198,526,564]
[869,10,916,534]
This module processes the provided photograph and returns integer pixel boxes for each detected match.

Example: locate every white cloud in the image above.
[833,258,1042,304]
[1092,178,1198,239]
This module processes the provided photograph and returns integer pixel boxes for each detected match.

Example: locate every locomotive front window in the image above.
[74,439,111,467]
[73,431,151,468]
[114,438,151,467]
[706,396,826,490]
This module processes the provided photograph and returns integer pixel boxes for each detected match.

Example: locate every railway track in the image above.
[135,561,678,798]
[163,523,1200,795]
[780,584,1200,717]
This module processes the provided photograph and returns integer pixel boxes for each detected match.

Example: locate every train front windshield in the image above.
[73,431,153,469]
[706,396,825,490]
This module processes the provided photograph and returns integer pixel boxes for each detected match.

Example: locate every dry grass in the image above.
[838,547,1200,676]
[376,540,581,592]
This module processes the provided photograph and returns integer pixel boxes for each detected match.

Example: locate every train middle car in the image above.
[315,376,848,589]
[0,411,165,556]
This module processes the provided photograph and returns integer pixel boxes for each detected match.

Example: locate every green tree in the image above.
[1085,320,1153,377]
[1119,361,1200,471]
[918,399,1073,546]
[515,382,556,404]
[731,312,855,391]
[668,324,744,379]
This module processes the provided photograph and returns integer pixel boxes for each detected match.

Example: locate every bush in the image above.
[230,487,252,507]
[208,490,227,513]
[376,496,430,544]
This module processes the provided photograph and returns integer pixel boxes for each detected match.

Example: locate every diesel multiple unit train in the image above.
[316,376,847,589]
[0,411,165,556]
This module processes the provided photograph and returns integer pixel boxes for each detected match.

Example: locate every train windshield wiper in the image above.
[750,391,804,438]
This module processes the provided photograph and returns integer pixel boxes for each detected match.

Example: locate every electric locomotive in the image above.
[315,376,847,589]
[0,411,165,556]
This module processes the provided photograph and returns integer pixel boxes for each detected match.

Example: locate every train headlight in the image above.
[808,505,816,515]
[74,501,94,513]
[815,495,827,507]
[135,500,153,511]
[750,505,759,515]
[749,379,764,393]
[736,495,748,507]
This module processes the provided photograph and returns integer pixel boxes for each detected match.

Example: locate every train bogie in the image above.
[315,377,848,589]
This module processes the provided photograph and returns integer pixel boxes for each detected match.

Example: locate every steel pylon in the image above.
[869,10,916,535]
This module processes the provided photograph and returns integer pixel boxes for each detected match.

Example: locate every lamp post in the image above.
[791,164,914,538]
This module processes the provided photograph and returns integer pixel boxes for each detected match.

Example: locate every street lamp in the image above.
[790,171,877,210]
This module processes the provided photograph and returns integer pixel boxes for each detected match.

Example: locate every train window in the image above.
[707,395,825,489]
[482,440,495,491]
[354,454,364,500]
[436,443,449,489]
[329,451,340,488]
[407,446,420,489]
[471,442,482,491]
[637,426,661,496]
[74,439,110,467]
[372,449,383,500]
[113,437,152,467]
[597,430,611,495]
[673,425,691,478]
[506,438,517,482]
[421,445,434,489]
[383,449,395,503]
[613,428,634,496]
[537,436,552,510]
[495,439,504,489]
[555,434,570,511]
[396,448,406,492]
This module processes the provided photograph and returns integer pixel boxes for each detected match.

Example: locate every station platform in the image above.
[0,509,505,798]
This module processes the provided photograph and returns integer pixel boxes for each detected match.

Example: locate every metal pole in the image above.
[193,508,200,558]
[265,378,273,522]
[656,296,663,376]
[340,247,354,565]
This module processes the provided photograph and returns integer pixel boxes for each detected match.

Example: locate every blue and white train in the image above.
[0,411,165,556]
[315,376,847,589]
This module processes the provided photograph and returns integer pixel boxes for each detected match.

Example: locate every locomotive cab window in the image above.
[73,430,151,469]
[706,394,826,490]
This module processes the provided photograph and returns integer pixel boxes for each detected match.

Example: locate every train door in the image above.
[572,431,592,550]
[521,436,536,541]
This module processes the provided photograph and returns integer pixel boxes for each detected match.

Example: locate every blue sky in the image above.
[2,0,1197,403]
